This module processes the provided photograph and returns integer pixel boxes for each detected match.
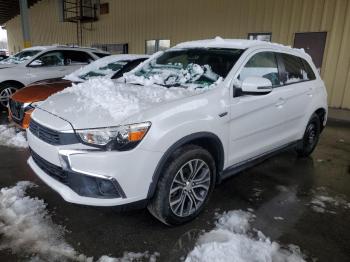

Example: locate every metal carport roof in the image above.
[0,0,40,25]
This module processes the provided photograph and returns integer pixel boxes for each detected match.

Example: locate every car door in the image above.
[227,51,290,166]
[62,50,94,75]
[27,50,67,83]
[276,53,316,141]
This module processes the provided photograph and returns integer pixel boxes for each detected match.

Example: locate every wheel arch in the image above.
[147,132,225,199]
[314,107,327,132]
[0,80,25,88]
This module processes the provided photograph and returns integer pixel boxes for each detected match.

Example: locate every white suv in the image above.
[27,38,328,225]
[0,46,109,107]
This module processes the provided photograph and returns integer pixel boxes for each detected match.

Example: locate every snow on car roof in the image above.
[22,45,109,53]
[22,46,52,51]
[174,37,308,56]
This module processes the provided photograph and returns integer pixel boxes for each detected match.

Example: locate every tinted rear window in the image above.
[281,53,316,84]
[93,52,111,58]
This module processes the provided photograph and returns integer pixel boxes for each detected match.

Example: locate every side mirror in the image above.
[29,59,43,67]
[241,76,273,95]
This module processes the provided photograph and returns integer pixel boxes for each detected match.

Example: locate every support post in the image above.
[19,0,31,48]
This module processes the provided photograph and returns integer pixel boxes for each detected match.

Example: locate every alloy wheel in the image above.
[0,87,17,107]
[169,159,211,217]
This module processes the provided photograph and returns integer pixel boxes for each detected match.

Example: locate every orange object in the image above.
[8,79,73,129]
[128,130,147,141]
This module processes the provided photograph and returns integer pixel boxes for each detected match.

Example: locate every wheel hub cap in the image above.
[0,87,17,107]
[169,159,211,217]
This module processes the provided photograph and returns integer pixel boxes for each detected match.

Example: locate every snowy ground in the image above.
[309,187,350,214]
[0,115,349,261]
[185,210,305,262]
[0,124,27,148]
[0,182,159,262]
[4,182,348,262]
[0,181,309,262]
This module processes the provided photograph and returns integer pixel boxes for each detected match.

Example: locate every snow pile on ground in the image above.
[0,125,27,148]
[52,78,205,121]
[0,181,83,261]
[309,187,350,214]
[0,182,159,261]
[185,210,305,262]
[97,252,159,262]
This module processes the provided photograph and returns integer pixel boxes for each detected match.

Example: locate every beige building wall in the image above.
[4,0,350,109]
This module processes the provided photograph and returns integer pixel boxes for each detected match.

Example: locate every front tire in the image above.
[296,113,321,157]
[148,145,216,226]
[0,82,22,109]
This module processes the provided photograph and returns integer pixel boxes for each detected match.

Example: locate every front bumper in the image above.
[27,127,163,206]
[8,109,33,129]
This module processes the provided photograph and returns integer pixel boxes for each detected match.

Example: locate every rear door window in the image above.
[239,52,281,87]
[280,53,314,84]
[93,52,110,58]
[301,58,316,80]
[63,51,94,65]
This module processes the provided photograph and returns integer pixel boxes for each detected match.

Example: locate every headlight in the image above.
[23,101,41,111]
[76,122,151,151]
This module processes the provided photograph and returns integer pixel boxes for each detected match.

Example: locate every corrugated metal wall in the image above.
[5,0,350,109]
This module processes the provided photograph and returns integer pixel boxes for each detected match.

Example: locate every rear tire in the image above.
[147,145,216,226]
[296,113,321,157]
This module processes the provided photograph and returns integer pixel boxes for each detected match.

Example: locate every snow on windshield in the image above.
[125,48,242,89]
[125,62,223,89]
[52,77,207,122]
[64,55,147,82]
[0,50,41,65]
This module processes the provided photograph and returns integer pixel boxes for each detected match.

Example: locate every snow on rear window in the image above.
[64,55,147,82]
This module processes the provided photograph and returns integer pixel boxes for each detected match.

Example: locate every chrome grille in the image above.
[30,148,68,183]
[29,120,61,145]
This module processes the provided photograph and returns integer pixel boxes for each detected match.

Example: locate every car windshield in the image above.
[0,49,42,64]
[126,48,244,89]
[79,61,128,80]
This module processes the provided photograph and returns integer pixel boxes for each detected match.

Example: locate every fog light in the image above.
[97,179,117,196]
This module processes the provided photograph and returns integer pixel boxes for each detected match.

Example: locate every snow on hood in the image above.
[40,78,207,129]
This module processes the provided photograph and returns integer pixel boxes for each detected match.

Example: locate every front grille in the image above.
[30,149,68,184]
[29,120,61,145]
[9,99,24,122]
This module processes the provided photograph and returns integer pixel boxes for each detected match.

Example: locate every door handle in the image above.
[307,87,314,97]
[275,98,285,108]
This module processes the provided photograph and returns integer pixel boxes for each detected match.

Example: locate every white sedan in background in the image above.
[0,45,110,108]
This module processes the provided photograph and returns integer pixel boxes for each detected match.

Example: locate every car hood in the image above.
[37,78,203,129]
[11,80,72,103]
[0,64,17,69]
